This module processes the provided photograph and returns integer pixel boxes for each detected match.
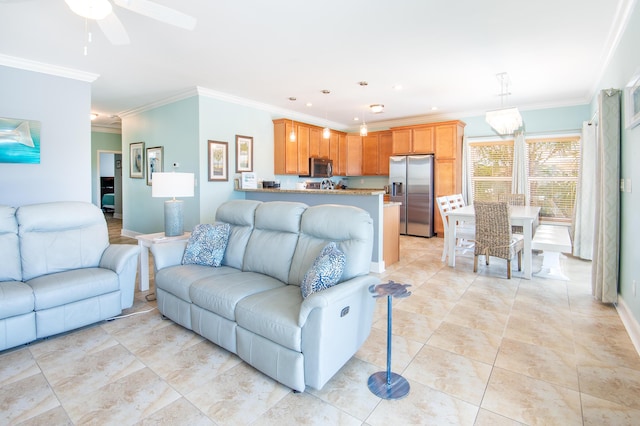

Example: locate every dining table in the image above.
[446,204,541,279]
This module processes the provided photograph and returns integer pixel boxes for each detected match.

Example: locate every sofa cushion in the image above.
[190,271,285,321]
[182,223,230,267]
[0,205,21,282]
[216,200,261,270]
[17,202,109,281]
[156,265,240,303]
[0,281,34,320]
[236,285,303,352]
[26,268,119,310]
[301,242,346,299]
[242,202,307,283]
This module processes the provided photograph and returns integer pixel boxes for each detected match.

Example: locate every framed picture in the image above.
[129,142,144,178]
[235,135,253,172]
[146,146,163,186]
[625,68,640,129]
[208,140,228,181]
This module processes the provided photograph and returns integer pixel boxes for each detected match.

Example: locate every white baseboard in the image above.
[616,296,640,357]
[121,228,141,239]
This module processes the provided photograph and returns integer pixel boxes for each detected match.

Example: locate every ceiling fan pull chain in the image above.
[83,18,92,56]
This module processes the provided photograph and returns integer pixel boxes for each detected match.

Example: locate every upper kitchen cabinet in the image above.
[391,125,434,154]
[273,119,310,175]
[434,121,465,160]
[340,134,363,176]
[362,131,392,176]
[309,127,330,159]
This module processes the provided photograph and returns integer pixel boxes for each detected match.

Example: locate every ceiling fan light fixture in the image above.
[65,0,113,20]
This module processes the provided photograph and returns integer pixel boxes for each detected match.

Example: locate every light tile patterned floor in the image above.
[1,215,639,425]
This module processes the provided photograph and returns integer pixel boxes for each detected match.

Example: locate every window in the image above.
[526,136,580,221]
[467,134,581,222]
[469,141,514,202]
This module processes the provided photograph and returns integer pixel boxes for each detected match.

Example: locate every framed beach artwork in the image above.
[0,117,41,164]
[235,135,253,172]
[625,68,640,129]
[146,146,163,186]
[129,142,144,178]
[208,140,228,181]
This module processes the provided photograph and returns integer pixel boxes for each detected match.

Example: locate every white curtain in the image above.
[592,89,620,303]
[572,121,597,260]
[511,130,528,203]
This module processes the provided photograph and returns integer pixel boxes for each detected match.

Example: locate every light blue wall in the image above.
[121,97,200,234]
[0,66,91,206]
[91,131,121,206]
[593,2,640,323]
[197,96,274,223]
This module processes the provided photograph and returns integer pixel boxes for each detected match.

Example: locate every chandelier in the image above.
[485,72,523,135]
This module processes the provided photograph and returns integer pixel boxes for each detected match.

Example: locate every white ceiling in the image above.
[0,0,634,131]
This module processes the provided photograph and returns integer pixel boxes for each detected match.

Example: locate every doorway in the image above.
[97,150,123,219]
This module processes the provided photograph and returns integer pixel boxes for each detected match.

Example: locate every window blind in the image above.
[469,141,514,202]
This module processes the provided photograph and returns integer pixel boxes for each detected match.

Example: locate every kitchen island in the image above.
[238,188,387,272]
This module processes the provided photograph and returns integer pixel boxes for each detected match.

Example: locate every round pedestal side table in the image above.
[367,280,412,400]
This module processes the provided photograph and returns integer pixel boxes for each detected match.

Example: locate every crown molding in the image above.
[118,87,199,118]
[91,125,121,134]
[0,54,99,82]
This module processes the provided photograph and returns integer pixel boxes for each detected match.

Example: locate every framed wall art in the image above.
[235,135,253,172]
[625,68,640,129]
[208,140,228,181]
[0,117,41,164]
[146,146,163,186]
[129,142,144,178]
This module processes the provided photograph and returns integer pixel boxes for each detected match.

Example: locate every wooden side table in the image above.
[134,232,191,291]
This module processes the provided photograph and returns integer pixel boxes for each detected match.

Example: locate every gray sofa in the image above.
[0,201,140,352]
[151,200,379,392]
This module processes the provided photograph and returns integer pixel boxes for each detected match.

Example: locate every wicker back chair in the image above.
[497,193,525,233]
[437,195,474,262]
[473,201,524,279]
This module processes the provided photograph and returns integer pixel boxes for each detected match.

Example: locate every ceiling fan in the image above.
[64,0,196,45]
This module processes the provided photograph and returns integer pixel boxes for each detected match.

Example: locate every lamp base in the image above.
[164,200,184,237]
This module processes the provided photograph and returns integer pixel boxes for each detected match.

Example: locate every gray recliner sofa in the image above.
[151,200,379,392]
[0,201,140,352]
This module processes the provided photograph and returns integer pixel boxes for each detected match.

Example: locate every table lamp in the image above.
[152,172,194,237]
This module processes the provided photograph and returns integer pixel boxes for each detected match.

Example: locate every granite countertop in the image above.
[384,201,402,207]
[237,188,385,195]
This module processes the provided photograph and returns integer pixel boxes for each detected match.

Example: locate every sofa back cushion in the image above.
[215,200,261,269]
[289,204,373,285]
[0,205,21,282]
[243,201,307,283]
[17,201,109,281]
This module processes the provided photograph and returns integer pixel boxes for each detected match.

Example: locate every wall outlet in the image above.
[626,178,632,193]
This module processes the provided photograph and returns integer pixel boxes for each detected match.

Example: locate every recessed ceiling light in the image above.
[321,89,331,94]
[353,117,360,121]
[392,84,403,90]
[358,81,368,86]
[431,106,439,111]
[289,97,297,101]
[370,104,384,113]
[306,102,313,107]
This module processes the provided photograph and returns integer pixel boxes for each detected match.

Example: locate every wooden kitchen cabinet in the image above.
[309,127,330,159]
[391,125,434,154]
[362,131,393,176]
[433,120,465,235]
[342,134,362,176]
[383,202,400,266]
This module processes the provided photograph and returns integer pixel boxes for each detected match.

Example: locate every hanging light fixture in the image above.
[288,97,296,142]
[359,81,368,136]
[370,104,384,114]
[485,72,523,135]
[321,89,331,139]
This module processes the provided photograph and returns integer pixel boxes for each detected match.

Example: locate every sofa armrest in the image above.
[99,244,140,309]
[298,274,379,327]
[150,241,188,271]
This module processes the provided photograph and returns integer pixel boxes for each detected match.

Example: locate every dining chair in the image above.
[473,201,524,279]
[437,195,474,262]
[497,193,525,234]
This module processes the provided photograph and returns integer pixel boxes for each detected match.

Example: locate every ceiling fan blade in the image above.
[97,12,130,45]
[113,0,196,30]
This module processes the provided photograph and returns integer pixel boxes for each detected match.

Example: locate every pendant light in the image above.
[288,97,296,142]
[485,72,523,135]
[321,89,331,139]
[358,81,368,136]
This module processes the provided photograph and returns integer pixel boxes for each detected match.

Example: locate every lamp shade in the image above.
[152,172,194,198]
[485,107,523,135]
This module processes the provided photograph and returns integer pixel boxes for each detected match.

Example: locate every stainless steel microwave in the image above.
[304,157,333,177]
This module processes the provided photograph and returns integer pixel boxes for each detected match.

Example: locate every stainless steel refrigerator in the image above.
[389,154,434,237]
